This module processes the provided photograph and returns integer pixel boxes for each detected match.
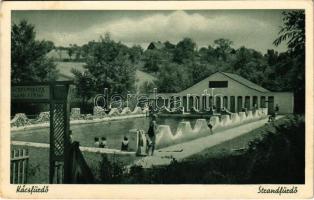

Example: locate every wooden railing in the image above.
[54,162,64,184]
[11,149,29,184]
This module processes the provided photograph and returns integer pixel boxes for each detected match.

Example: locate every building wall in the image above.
[269,92,294,114]
[172,72,294,114]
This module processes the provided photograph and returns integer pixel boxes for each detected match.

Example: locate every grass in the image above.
[186,120,282,160]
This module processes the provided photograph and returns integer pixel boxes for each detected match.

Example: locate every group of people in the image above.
[94,137,108,148]
[93,136,129,151]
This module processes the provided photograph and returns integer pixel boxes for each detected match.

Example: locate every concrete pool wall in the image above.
[154,108,268,149]
[11,106,147,131]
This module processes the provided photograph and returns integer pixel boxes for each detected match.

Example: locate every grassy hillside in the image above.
[55,62,85,81]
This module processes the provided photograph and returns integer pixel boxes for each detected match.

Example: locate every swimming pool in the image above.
[11,117,197,150]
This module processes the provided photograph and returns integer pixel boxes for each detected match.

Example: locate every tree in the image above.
[188,62,214,84]
[173,38,196,64]
[214,38,233,61]
[164,41,176,50]
[273,10,305,113]
[11,20,58,83]
[199,45,218,64]
[128,45,143,64]
[143,49,164,73]
[231,46,268,87]
[273,11,305,54]
[67,44,74,60]
[76,34,136,96]
[71,69,96,112]
[157,63,192,93]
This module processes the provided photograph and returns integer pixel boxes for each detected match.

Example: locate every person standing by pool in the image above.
[69,130,74,144]
[99,137,107,148]
[94,137,100,147]
[207,121,213,134]
[148,103,154,118]
[121,136,129,151]
[275,104,280,116]
[146,114,157,156]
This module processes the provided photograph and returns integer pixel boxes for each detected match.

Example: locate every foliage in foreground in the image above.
[96,115,305,184]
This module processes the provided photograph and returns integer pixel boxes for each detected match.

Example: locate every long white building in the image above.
[156,71,294,114]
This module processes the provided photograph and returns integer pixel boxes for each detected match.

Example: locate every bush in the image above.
[243,115,305,183]
[97,154,125,183]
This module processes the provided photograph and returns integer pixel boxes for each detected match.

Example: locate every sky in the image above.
[12,10,289,53]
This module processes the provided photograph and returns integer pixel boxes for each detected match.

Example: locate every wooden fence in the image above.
[11,149,29,184]
[54,162,64,183]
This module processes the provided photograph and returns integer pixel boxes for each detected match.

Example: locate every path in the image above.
[133,116,283,168]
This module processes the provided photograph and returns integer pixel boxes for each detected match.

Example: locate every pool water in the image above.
[11,117,197,150]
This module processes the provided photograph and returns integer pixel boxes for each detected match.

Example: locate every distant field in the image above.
[55,61,85,80]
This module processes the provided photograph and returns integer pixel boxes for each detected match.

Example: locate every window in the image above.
[208,81,228,88]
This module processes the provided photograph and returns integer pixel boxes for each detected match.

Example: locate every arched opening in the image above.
[223,96,228,109]
[245,96,250,110]
[237,96,243,112]
[230,96,235,112]
[261,96,266,108]
[253,96,258,108]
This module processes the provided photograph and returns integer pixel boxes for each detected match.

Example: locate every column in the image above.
[228,96,231,111]
[207,95,210,110]
[200,95,203,111]
[251,96,254,109]
[186,95,190,112]
[235,96,238,112]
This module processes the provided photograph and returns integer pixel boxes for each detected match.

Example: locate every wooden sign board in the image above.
[11,85,50,100]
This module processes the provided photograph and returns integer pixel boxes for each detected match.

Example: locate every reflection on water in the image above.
[11,117,197,149]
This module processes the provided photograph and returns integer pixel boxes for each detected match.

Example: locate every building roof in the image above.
[47,49,71,60]
[178,71,270,94]
[147,41,165,50]
[220,72,269,93]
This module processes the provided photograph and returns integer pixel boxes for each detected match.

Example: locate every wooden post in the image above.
[49,83,55,184]
[63,84,71,183]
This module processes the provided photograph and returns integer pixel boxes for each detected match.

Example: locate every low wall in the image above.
[11,106,146,132]
[136,108,268,151]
